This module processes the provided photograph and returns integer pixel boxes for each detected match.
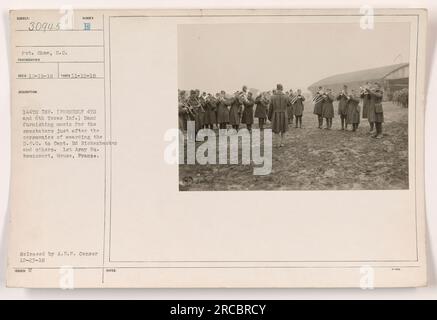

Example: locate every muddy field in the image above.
[179,101,409,191]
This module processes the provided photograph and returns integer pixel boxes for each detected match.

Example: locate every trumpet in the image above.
[340,89,350,97]
[360,86,370,95]
[367,85,379,94]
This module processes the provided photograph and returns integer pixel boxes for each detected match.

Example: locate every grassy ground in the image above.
[179,101,409,191]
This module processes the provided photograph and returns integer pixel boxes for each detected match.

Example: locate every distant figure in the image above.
[292,89,305,128]
[268,84,289,147]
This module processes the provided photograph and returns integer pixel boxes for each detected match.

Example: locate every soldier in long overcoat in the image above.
[197,90,207,130]
[187,90,204,134]
[346,90,361,131]
[321,89,335,129]
[313,86,324,128]
[203,94,217,129]
[178,90,188,131]
[268,84,289,147]
[216,91,230,129]
[287,90,294,124]
[254,93,269,130]
[367,83,384,138]
[361,82,373,132]
[229,92,243,130]
[241,92,255,131]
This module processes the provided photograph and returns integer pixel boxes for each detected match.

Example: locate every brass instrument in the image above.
[261,93,269,105]
[336,89,349,101]
[182,101,196,119]
[339,89,348,97]
[239,91,249,104]
[290,94,302,105]
[187,96,204,115]
[312,90,325,105]
[360,86,370,95]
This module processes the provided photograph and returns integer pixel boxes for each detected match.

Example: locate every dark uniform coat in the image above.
[336,93,349,116]
[254,96,268,119]
[287,95,294,120]
[367,90,384,123]
[346,97,360,124]
[313,93,323,116]
[203,98,217,125]
[361,92,370,119]
[187,96,204,131]
[198,97,207,128]
[241,96,255,125]
[268,92,289,133]
[216,98,230,124]
[229,96,243,125]
[178,100,188,131]
[292,96,305,116]
[321,93,335,119]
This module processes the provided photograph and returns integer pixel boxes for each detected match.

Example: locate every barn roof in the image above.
[308,63,409,88]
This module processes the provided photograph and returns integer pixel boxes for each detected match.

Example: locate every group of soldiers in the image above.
[178,85,305,133]
[178,81,385,146]
[392,88,409,108]
[312,81,385,138]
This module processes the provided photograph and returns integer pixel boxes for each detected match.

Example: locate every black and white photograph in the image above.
[178,22,410,191]
[3,7,430,292]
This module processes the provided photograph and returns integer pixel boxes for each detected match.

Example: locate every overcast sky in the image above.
[178,22,410,93]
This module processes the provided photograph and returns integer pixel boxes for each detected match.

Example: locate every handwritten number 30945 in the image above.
[28,22,60,32]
